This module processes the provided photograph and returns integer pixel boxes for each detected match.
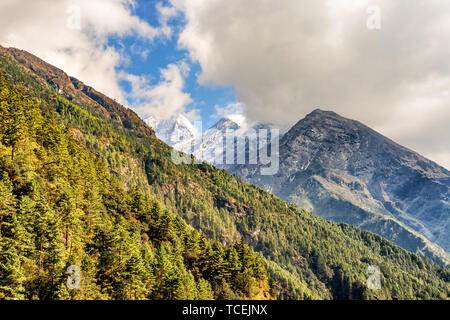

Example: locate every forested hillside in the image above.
[0,71,271,300]
[0,46,449,300]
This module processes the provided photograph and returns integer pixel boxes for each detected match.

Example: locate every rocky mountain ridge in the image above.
[230,109,450,264]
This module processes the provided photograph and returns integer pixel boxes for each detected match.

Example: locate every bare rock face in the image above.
[231,109,450,264]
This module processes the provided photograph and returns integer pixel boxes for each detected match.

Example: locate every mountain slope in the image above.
[231,109,450,265]
[0,46,154,138]
[1,46,449,300]
[0,69,271,300]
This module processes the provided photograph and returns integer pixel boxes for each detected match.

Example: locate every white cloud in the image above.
[172,0,450,169]
[0,0,171,104]
[0,0,195,137]
[157,2,180,38]
[120,63,192,120]
[215,102,246,126]
[184,107,201,122]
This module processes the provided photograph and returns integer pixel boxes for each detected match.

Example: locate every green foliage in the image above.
[0,51,449,301]
[139,139,450,300]
[0,70,270,300]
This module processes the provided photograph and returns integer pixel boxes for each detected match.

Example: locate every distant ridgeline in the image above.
[0,45,449,300]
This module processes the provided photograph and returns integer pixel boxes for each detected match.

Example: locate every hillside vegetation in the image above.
[0,46,449,300]
[0,72,270,300]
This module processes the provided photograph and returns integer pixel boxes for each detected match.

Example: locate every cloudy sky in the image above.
[0,0,449,169]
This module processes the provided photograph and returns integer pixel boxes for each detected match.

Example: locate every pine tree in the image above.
[122,255,147,299]
[0,173,30,299]
[0,172,15,239]
[0,213,27,299]
[225,246,242,281]
[195,278,213,300]
[0,243,26,299]
[32,194,67,299]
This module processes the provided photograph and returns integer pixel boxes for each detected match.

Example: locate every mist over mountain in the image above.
[0,45,448,300]
[230,109,450,264]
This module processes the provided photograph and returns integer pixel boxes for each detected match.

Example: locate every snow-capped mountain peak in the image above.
[147,113,280,169]
[145,114,200,146]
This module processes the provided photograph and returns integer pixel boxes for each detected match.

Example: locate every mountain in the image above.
[145,114,200,146]
[166,116,279,168]
[230,109,450,265]
[0,46,155,139]
[187,117,240,166]
[0,48,270,300]
[1,45,449,300]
